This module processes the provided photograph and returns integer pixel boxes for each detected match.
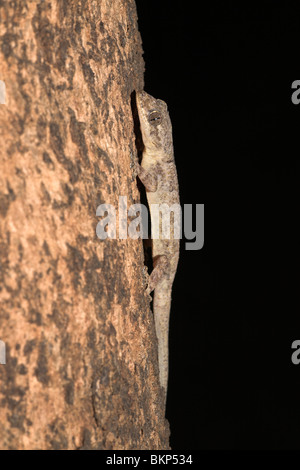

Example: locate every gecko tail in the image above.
[153,286,172,404]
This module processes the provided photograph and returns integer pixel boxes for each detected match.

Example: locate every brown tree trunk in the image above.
[0,0,169,450]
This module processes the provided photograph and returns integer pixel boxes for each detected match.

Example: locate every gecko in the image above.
[136,90,180,405]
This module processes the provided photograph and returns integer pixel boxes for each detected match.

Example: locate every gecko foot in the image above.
[146,255,169,294]
[137,164,158,192]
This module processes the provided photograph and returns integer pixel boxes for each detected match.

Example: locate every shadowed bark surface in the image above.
[0,0,169,450]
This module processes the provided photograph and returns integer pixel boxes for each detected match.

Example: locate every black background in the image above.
[136,1,300,449]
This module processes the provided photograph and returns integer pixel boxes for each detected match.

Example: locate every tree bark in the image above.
[0,0,169,450]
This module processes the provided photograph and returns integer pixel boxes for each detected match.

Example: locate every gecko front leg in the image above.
[136,163,158,193]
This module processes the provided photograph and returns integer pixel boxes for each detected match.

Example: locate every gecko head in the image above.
[136,91,173,157]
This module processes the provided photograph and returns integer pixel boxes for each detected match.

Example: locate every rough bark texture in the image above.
[0,0,169,450]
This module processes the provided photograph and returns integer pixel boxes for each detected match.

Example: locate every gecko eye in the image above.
[148,111,161,122]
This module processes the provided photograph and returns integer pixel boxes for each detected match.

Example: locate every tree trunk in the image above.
[0,0,169,450]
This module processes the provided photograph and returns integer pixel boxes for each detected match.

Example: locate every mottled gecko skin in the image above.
[136,91,180,405]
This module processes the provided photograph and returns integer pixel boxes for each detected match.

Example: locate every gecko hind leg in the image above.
[146,255,169,295]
